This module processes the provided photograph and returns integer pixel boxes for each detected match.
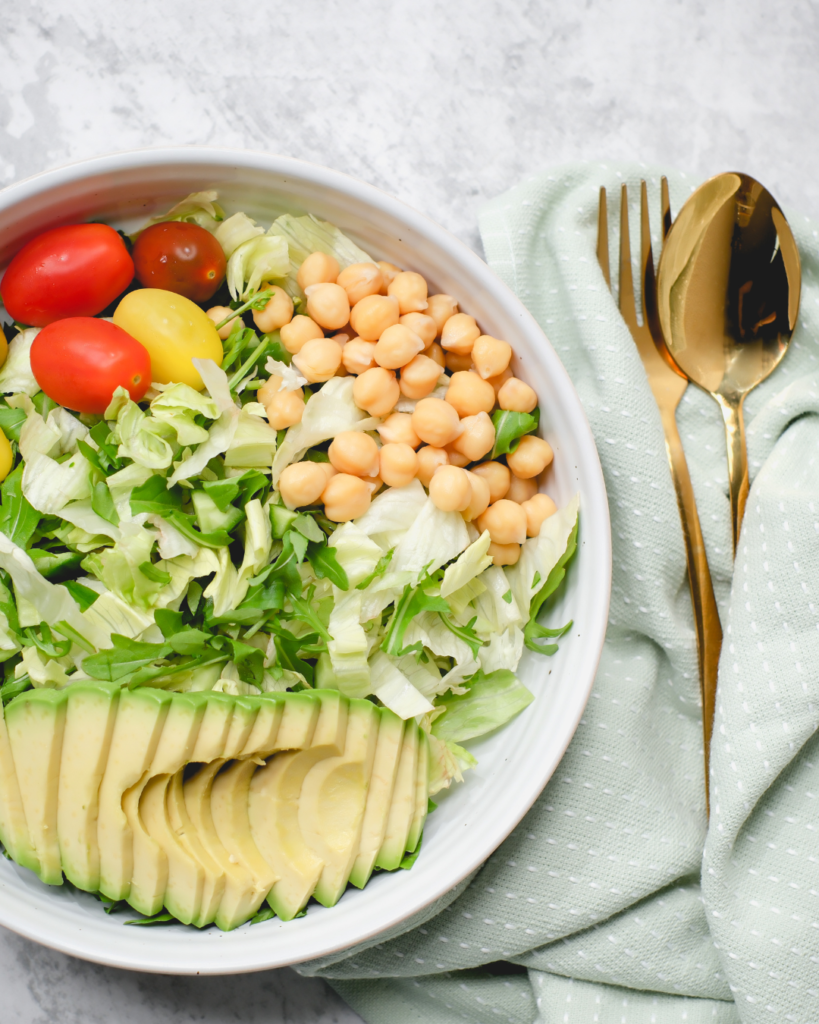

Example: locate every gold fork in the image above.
[597,180,722,816]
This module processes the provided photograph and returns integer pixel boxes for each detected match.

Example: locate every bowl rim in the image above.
[0,146,612,973]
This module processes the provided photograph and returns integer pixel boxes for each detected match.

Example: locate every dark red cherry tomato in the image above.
[30,318,151,414]
[1,224,134,327]
[132,222,226,303]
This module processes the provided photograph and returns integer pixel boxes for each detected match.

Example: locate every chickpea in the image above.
[353,367,400,418]
[489,541,520,566]
[498,376,538,414]
[426,294,459,335]
[461,471,491,522]
[206,306,235,341]
[416,446,448,487]
[379,443,419,488]
[297,251,339,290]
[472,335,512,381]
[475,499,527,545]
[377,412,420,448]
[388,271,428,314]
[260,376,305,429]
[399,353,443,400]
[445,351,474,373]
[487,366,514,397]
[411,397,462,448]
[292,338,343,383]
[305,282,350,331]
[450,411,495,463]
[428,342,446,369]
[322,473,372,522]
[506,473,538,504]
[506,435,554,479]
[440,313,480,355]
[252,285,294,334]
[445,370,495,417]
[350,294,400,341]
[337,262,383,305]
[279,461,333,509]
[280,315,324,354]
[428,465,471,513]
[377,261,402,292]
[471,461,511,503]
[362,474,383,496]
[399,312,437,349]
[521,493,557,537]
[342,337,377,375]
[374,324,425,369]
[444,443,470,468]
[328,431,380,477]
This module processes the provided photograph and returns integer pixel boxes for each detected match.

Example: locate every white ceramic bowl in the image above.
[0,148,611,974]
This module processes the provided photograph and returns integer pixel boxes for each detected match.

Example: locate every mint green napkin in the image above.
[299,164,819,1024]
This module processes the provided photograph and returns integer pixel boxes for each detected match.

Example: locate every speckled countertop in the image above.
[1,2,817,1020]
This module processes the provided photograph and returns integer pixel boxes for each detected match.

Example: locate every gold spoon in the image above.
[656,172,801,555]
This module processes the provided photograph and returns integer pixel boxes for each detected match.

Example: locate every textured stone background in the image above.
[1,1,817,1020]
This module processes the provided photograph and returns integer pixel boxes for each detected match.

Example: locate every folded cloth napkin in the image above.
[298,164,819,1024]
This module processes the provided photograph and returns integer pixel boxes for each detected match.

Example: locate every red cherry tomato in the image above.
[30,318,151,414]
[1,224,134,327]
[132,222,226,303]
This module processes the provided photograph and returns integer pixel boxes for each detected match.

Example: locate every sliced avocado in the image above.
[0,698,38,875]
[125,693,208,917]
[166,768,225,928]
[58,681,121,891]
[406,728,430,854]
[220,696,260,760]
[5,689,68,885]
[210,759,275,928]
[188,692,235,763]
[349,709,405,889]
[374,719,419,871]
[302,698,379,907]
[183,759,258,931]
[97,688,172,901]
[138,772,204,925]
[239,694,285,759]
[266,691,320,753]
[250,690,348,921]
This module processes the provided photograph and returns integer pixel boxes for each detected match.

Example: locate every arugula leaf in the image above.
[77,439,107,476]
[129,476,183,517]
[22,623,71,659]
[292,514,324,543]
[383,576,450,657]
[138,561,172,585]
[167,628,214,656]
[0,404,27,443]
[1,674,31,705]
[82,634,172,683]
[437,613,483,658]
[0,466,40,548]
[0,575,19,633]
[201,477,241,511]
[270,623,316,685]
[88,421,123,473]
[225,637,265,686]
[162,510,232,550]
[522,514,579,655]
[355,549,392,591]
[250,906,276,925]
[287,591,332,642]
[91,480,119,526]
[52,620,94,654]
[64,579,100,611]
[124,912,177,926]
[154,608,185,638]
[491,407,540,459]
[306,540,349,591]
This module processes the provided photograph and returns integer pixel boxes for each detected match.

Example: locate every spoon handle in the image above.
[660,405,722,816]
[715,393,749,555]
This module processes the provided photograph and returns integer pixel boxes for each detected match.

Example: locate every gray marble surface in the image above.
[1,1,817,1020]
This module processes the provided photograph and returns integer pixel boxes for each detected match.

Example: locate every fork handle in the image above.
[660,405,722,816]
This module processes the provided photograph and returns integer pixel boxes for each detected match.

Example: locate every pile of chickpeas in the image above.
[206,253,556,567]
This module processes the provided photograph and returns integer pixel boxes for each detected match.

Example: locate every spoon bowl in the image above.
[656,172,801,553]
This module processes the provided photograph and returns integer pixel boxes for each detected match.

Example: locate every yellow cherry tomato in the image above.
[0,430,12,483]
[113,288,223,390]
[0,332,8,371]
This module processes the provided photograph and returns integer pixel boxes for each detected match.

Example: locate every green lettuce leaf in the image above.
[431,669,534,743]
[490,407,540,459]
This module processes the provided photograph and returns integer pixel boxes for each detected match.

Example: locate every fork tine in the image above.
[596,187,610,288]
[661,176,671,239]
[618,184,638,331]
[640,181,655,328]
